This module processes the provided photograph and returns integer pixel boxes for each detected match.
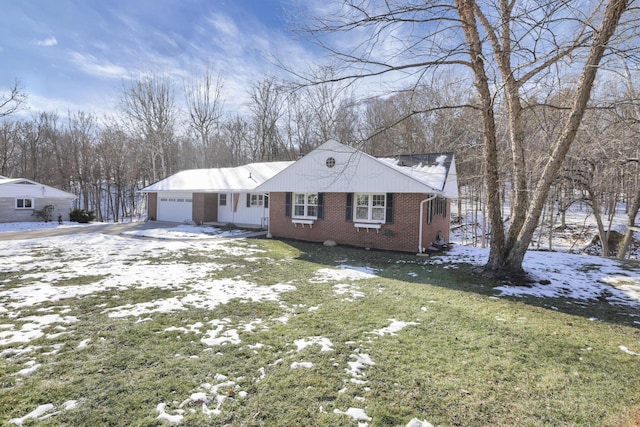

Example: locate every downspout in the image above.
[262,193,271,236]
[418,194,437,254]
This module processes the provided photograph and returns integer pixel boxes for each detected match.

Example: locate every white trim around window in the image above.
[293,192,318,219]
[16,198,34,209]
[354,193,386,223]
[250,194,264,207]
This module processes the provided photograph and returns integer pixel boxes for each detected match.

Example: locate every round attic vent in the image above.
[326,157,336,168]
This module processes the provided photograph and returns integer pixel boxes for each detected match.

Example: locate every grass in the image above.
[1,236,640,426]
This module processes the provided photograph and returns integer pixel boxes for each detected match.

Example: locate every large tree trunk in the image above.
[456,0,506,270]
[502,0,628,274]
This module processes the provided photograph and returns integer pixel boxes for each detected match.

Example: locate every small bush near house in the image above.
[32,204,54,222]
[69,208,95,223]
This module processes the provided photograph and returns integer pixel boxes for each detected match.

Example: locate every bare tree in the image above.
[66,111,97,211]
[223,114,252,165]
[0,80,28,118]
[0,120,19,176]
[247,76,289,161]
[120,73,177,181]
[302,0,633,277]
[611,65,640,259]
[184,68,225,167]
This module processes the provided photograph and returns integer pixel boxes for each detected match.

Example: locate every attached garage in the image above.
[156,192,193,223]
[140,161,294,227]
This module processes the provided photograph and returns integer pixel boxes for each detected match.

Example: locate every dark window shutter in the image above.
[285,192,292,218]
[317,193,324,219]
[346,193,353,221]
[385,193,394,224]
[264,194,269,208]
[246,193,251,207]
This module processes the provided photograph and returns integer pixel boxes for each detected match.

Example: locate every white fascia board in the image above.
[257,140,444,194]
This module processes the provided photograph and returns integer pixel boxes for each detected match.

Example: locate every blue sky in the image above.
[0,0,322,117]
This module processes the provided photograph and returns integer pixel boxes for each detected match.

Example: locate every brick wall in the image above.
[268,192,451,253]
[147,193,157,220]
[192,193,218,224]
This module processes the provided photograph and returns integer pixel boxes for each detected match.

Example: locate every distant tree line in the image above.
[1,0,639,269]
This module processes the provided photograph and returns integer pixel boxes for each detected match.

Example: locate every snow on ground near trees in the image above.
[1,220,639,426]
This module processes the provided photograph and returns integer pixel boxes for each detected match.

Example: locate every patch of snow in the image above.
[333,283,366,300]
[15,360,41,376]
[0,314,78,346]
[294,336,334,352]
[291,361,314,369]
[334,407,372,423]
[620,345,640,356]
[201,327,240,346]
[312,265,378,283]
[370,319,419,336]
[156,403,184,425]
[406,418,434,427]
[346,352,376,380]
[8,400,79,427]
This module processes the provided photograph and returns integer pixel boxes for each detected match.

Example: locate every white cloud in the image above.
[36,36,58,47]
[68,51,128,79]
[207,13,240,40]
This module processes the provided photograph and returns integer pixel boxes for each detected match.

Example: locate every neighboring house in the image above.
[0,176,76,223]
[140,161,294,227]
[255,140,458,253]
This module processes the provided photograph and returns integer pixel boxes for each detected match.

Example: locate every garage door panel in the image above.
[157,193,193,223]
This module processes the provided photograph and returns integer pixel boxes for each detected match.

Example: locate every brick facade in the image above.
[147,193,157,220]
[192,193,218,224]
[268,192,450,253]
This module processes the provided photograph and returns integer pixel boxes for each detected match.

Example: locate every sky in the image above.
[0,0,323,118]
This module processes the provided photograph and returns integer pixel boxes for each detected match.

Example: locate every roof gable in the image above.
[0,177,76,199]
[256,140,458,197]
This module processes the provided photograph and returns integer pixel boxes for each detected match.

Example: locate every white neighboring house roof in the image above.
[140,161,295,193]
[0,177,76,199]
[255,139,458,198]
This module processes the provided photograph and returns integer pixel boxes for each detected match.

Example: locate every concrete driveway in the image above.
[0,221,179,241]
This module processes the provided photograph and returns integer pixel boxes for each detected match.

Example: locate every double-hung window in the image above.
[354,193,386,222]
[293,193,318,218]
[250,194,264,206]
[219,193,227,206]
[16,198,34,209]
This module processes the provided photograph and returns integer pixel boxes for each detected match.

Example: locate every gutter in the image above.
[418,194,438,254]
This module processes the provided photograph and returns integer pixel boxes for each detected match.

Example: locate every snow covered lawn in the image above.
[1,222,639,426]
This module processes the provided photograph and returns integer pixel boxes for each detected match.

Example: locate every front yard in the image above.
[1,227,639,426]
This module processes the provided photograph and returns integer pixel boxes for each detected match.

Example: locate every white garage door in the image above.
[157,192,193,223]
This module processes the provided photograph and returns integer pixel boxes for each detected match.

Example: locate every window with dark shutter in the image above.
[385,193,393,223]
[346,193,353,221]
[317,193,324,219]
[285,192,292,217]
[264,195,269,208]
[246,194,251,208]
